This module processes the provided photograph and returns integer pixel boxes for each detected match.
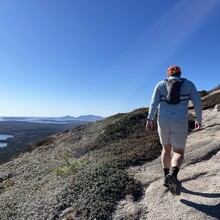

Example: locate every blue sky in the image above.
[1,0,220,117]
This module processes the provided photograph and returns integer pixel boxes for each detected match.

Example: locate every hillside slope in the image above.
[0,89,219,220]
[113,90,220,220]
[0,108,160,220]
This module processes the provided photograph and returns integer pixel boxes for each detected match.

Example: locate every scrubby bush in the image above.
[55,155,145,219]
[199,90,209,97]
[54,108,160,219]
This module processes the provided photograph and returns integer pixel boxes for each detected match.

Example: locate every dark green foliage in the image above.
[34,136,57,147]
[189,88,220,110]
[56,158,144,220]
[54,108,161,219]
[71,163,129,219]
[188,114,196,131]
[98,108,148,144]
[199,90,209,97]
[125,178,143,201]
[0,121,84,164]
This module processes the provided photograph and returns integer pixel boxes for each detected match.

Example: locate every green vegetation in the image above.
[0,121,85,164]
[189,85,220,110]
[54,108,160,219]
[199,90,209,97]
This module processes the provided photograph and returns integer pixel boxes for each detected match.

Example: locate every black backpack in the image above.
[161,78,189,104]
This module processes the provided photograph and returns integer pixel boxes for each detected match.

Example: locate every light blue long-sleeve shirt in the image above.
[147,77,202,123]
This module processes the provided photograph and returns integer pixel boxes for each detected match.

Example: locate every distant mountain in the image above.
[59,115,105,122]
[76,115,104,121]
[0,115,104,123]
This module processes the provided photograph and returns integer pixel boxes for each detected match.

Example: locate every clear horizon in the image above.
[1,0,220,117]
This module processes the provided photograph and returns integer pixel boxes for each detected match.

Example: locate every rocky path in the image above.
[113,105,220,220]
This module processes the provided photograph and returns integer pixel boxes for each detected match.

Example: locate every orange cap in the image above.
[167,65,181,74]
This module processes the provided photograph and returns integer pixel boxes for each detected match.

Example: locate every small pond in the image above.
[0,134,14,147]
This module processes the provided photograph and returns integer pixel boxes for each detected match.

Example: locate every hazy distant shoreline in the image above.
[0,115,104,124]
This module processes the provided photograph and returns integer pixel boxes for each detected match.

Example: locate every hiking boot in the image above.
[163,178,169,188]
[165,174,181,195]
[163,176,181,188]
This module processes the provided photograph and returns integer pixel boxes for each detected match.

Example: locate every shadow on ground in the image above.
[180,199,220,219]
[181,186,220,198]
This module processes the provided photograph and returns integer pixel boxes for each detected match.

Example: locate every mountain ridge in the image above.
[0,114,104,123]
[0,89,219,220]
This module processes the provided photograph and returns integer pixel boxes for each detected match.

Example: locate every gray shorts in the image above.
[157,115,188,149]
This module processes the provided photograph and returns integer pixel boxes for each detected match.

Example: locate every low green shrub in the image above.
[54,108,160,219]
[199,90,209,97]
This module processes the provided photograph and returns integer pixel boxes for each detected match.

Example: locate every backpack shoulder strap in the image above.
[180,78,186,83]
[160,79,169,98]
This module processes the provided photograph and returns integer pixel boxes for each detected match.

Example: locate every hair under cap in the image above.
[167,66,181,74]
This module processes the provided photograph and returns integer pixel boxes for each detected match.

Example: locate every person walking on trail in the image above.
[146,65,202,195]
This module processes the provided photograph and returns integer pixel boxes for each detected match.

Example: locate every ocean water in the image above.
[0,143,7,147]
[0,134,14,147]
